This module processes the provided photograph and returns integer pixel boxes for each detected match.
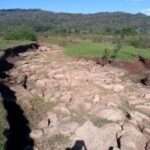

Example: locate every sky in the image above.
[0,0,150,15]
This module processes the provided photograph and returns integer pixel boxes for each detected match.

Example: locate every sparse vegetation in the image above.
[0,38,34,50]
[129,36,150,49]
[49,134,70,145]
[64,41,113,58]
[64,40,150,60]
[0,102,6,150]
[27,96,57,128]
[91,117,112,128]
[4,27,37,41]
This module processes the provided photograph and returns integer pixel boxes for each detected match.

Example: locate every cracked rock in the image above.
[71,121,122,150]
[120,123,148,150]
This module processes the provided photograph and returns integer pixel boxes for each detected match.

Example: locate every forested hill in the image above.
[0,9,150,34]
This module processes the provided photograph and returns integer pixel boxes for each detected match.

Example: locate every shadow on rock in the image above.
[0,43,38,79]
[66,140,87,150]
[0,83,34,150]
[0,43,38,150]
[0,59,13,78]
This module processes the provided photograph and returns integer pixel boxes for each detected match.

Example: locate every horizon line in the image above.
[0,8,148,16]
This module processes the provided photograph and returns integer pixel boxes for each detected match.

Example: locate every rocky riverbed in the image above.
[1,44,150,150]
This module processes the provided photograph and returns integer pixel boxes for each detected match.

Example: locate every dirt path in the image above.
[1,44,150,150]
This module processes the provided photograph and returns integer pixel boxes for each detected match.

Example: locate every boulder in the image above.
[53,105,70,115]
[39,46,50,51]
[36,79,49,88]
[130,111,150,127]
[93,95,100,103]
[120,123,147,150]
[59,122,79,136]
[113,84,124,92]
[135,105,150,115]
[145,94,150,99]
[47,112,58,127]
[30,129,43,139]
[71,121,121,150]
[96,108,126,122]
[38,119,49,129]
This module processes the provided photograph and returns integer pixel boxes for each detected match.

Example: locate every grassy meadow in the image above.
[1,32,150,61]
[0,39,35,50]
[39,33,150,61]
[64,41,150,61]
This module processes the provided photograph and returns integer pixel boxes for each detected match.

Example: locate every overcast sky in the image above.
[0,0,150,15]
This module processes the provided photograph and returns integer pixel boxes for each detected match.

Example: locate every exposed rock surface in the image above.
[120,123,147,150]
[3,44,150,150]
[95,108,126,121]
[71,121,122,150]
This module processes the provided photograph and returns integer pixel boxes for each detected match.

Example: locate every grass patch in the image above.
[0,39,34,50]
[91,116,113,128]
[116,45,150,60]
[48,134,70,150]
[64,41,150,61]
[27,96,57,128]
[49,134,70,145]
[64,41,113,58]
[39,35,81,47]
[0,102,6,150]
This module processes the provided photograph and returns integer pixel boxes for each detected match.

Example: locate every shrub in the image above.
[111,35,122,59]
[4,27,37,41]
[129,36,150,49]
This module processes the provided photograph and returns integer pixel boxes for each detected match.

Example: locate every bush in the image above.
[129,36,150,49]
[4,27,37,41]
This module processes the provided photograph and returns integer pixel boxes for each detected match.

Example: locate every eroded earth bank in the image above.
[1,44,150,150]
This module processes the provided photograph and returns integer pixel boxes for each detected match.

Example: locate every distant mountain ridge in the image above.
[0,9,150,34]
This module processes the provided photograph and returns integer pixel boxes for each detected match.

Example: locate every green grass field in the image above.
[65,42,113,58]
[64,41,150,61]
[0,39,34,50]
[1,37,150,61]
